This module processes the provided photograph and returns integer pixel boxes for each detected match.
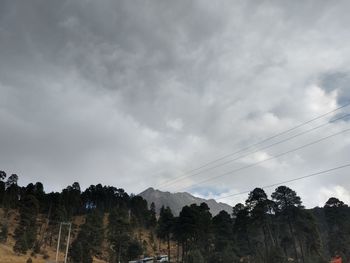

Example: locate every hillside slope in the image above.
[0,208,172,263]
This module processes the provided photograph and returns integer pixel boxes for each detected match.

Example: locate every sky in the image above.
[1,0,350,208]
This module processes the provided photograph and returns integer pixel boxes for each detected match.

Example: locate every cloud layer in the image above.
[1,0,350,208]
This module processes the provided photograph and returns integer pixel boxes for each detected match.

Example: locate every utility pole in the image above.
[118,242,122,263]
[64,222,72,263]
[56,223,62,263]
[56,222,72,263]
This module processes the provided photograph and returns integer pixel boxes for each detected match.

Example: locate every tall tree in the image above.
[130,195,151,227]
[157,206,174,262]
[212,210,237,263]
[0,170,6,205]
[0,171,6,181]
[61,182,81,217]
[246,188,276,262]
[148,202,157,229]
[108,208,132,263]
[272,186,302,261]
[294,209,324,262]
[175,203,212,262]
[324,197,350,260]
[70,210,104,263]
[232,203,252,258]
[4,174,19,209]
[13,194,39,254]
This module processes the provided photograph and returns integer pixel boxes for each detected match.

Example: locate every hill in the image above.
[0,208,172,263]
[139,187,232,216]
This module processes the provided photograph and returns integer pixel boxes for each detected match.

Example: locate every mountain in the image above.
[139,187,232,216]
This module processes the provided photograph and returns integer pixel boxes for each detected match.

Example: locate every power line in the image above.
[215,163,350,200]
[159,113,350,189]
[176,128,350,192]
[180,103,350,171]
[155,103,350,189]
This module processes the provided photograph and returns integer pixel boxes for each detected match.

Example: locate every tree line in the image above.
[0,171,154,262]
[0,170,350,263]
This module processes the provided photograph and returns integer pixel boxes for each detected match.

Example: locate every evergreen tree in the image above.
[13,194,39,254]
[148,202,157,229]
[61,182,81,217]
[232,203,251,257]
[187,249,204,263]
[176,203,212,262]
[212,211,233,248]
[4,174,19,209]
[5,173,18,188]
[246,188,276,262]
[272,186,303,262]
[0,171,6,181]
[70,210,104,263]
[108,208,132,263]
[127,239,143,260]
[324,197,350,260]
[293,209,324,262]
[130,195,150,227]
[212,210,237,263]
[157,206,174,262]
[0,171,6,206]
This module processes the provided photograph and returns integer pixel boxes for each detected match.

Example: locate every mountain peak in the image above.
[141,187,155,193]
[139,188,232,216]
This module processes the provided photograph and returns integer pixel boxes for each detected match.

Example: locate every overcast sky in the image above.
[1,0,350,208]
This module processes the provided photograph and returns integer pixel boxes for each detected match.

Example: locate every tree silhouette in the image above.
[272,186,303,262]
[157,206,174,262]
[13,194,39,254]
[324,197,350,260]
[70,210,104,263]
[246,188,276,262]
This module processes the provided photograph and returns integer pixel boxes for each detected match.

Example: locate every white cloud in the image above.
[305,85,338,115]
[318,185,350,207]
[166,118,184,131]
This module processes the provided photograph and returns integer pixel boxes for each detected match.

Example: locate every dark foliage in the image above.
[1,170,349,263]
[13,194,39,254]
[70,210,104,263]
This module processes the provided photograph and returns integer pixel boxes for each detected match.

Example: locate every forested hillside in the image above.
[1,170,350,263]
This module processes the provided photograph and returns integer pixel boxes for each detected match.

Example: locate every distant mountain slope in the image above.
[139,187,232,216]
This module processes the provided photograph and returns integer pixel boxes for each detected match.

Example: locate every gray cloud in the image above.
[319,71,350,105]
[1,0,350,207]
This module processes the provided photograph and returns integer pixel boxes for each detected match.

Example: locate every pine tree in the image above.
[175,203,212,262]
[148,202,157,229]
[272,186,303,262]
[232,203,251,257]
[13,194,39,254]
[246,188,276,262]
[0,171,6,206]
[70,210,104,263]
[157,206,174,262]
[212,210,233,250]
[4,174,19,209]
[127,239,143,260]
[108,208,132,263]
[324,197,350,260]
[212,210,237,263]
